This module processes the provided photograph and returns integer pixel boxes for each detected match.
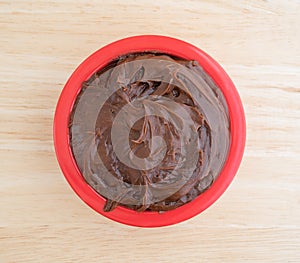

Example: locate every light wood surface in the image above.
[1,1,300,262]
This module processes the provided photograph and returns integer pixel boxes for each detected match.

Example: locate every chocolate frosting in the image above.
[69,52,230,212]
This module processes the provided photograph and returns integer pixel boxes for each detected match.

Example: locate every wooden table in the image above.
[1,1,300,262]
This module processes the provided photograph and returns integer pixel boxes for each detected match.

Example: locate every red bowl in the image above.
[53,35,246,227]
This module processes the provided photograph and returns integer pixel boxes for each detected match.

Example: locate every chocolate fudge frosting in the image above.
[69,52,230,212]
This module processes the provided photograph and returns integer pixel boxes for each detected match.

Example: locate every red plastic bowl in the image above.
[53,35,246,227]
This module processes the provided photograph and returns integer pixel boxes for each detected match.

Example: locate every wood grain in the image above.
[1,0,300,262]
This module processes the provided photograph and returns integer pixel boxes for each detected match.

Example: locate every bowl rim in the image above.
[53,35,246,227]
